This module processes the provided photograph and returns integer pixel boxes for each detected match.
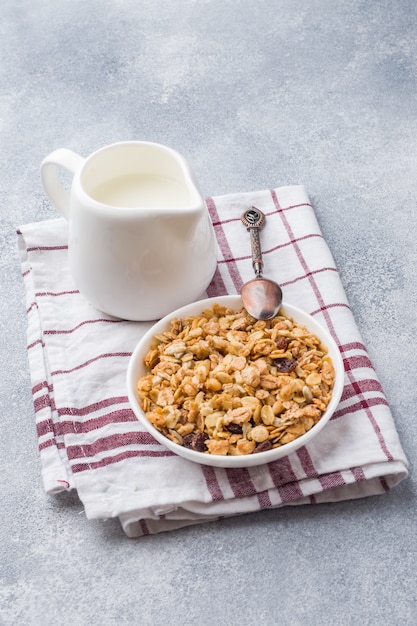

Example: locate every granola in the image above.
[136,303,335,456]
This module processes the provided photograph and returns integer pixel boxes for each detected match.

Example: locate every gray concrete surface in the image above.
[1,1,416,624]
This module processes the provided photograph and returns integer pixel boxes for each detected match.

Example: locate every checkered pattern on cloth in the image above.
[17,185,408,537]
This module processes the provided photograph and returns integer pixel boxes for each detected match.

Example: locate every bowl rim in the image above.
[126,295,345,468]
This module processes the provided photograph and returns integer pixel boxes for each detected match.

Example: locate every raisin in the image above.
[225,423,243,435]
[273,357,297,373]
[183,432,208,452]
[182,434,194,448]
[275,337,289,350]
[253,440,273,453]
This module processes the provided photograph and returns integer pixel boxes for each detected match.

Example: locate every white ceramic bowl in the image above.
[127,295,344,468]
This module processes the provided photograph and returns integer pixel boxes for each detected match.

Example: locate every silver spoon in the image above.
[240,206,283,320]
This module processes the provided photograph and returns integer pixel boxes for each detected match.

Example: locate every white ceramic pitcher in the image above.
[40,141,218,321]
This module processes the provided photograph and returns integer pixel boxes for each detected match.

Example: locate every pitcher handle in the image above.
[40,149,85,219]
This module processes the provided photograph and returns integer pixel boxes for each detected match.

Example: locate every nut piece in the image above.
[249,425,269,443]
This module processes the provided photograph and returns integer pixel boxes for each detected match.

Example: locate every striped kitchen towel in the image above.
[17,185,409,537]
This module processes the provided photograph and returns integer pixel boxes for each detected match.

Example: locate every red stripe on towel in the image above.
[201,466,225,501]
[71,448,175,473]
[50,352,132,376]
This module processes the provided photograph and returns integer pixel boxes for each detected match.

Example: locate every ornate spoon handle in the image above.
[241,206,266,277]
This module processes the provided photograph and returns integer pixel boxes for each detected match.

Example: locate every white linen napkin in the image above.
[17,185,409,537]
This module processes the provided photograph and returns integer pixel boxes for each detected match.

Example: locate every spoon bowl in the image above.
[241,277,282,320]
[240,207,283,319]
